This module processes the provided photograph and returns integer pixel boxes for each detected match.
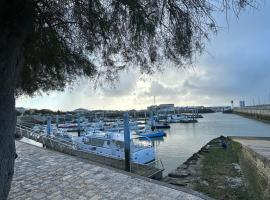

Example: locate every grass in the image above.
[194,139,253,200]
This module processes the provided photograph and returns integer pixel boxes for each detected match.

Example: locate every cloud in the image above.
[100,70,138,97]
[144,81,186,97]
[16,2,270,110]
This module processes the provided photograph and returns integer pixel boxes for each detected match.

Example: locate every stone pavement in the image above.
[8,141,204,200]
[232,137,270,160]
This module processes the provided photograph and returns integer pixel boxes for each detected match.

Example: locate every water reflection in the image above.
[153,113,270,175]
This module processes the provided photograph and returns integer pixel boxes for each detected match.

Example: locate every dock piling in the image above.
[47,116,51,136]
[124,113,131,172]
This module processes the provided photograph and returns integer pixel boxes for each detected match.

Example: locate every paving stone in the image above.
[8,141,203,200]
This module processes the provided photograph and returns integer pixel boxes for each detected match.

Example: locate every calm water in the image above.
[154,113,270,175]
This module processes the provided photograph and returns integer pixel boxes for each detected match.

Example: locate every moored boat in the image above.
[72,131,155,164]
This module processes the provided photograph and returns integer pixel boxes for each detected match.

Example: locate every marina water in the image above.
[155,113,270,175]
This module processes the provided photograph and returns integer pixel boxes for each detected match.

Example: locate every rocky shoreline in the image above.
[162,136,216,187]
[162,136,251,199]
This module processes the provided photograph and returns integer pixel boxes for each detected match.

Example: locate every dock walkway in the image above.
[232,137,270,160]
[8,141,203,200]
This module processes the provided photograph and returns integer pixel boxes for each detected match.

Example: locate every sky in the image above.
[16,2,270,111]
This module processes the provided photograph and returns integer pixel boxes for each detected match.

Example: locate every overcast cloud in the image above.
[16,2,270,111]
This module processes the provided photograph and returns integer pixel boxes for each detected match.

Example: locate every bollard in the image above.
[150,111,154,128]
[56,115,59,128]
[77,113,81,137]
[47,116,51,136]
[124,113,131,172]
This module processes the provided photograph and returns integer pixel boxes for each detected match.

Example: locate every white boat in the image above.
[72,131,155,164]
[103,120,139,132]
[167,114,188,123]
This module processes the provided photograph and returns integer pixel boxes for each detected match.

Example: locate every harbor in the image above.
[16,111,270,176]
[2,0,270,199]
[12,110,270,199]
[15,108,205,180]
[154,112,270,175]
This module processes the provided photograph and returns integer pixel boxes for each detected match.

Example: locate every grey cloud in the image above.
[145,81,187,97]
[16,2,270,109]
[100,70,138,97]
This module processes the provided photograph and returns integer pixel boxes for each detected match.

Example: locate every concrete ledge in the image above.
[230,136,270,141]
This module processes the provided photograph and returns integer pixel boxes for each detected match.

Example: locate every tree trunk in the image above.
[0,80,16,200]
[0,1,34,199]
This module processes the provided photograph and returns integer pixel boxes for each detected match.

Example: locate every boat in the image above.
[28,120,156,164]
[187,114,203,118]
[223,109,233,114]
[72,131,155,164]
[166,114,198,123]
[138,130,166,138]
[167,114,187,123]
[52,129,74,142]
[136,125,166,138]
[151,123,170,129]
[180,118,198,123]
[103,119,139,132]
[147,116,170,129]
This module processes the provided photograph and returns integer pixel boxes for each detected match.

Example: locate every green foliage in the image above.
[12,0,256,96]
[23,109,66,115]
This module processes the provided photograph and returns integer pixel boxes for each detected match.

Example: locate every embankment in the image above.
[234,106,270,123]
[230,137,270,199]
[163,136,270,199]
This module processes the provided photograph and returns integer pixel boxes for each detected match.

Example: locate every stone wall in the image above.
[234,106,270,122]
[237,143,270,199]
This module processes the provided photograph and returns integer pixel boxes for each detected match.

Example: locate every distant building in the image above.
[159,104,175,112]
[147,104,175,112]
[239,101,245,108]
[147,105,159,111]
[208,106,231,112]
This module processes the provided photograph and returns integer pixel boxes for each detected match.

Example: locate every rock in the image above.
[226,176,243,188]
[217,185,225,189]
[172,182,188,186]
[232,163,241,173]
[168,171,191,178]
[181,164,188,169]
[177,164,188,170]
[201,180,209,187]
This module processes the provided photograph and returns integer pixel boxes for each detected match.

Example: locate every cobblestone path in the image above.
[8,141,203,200]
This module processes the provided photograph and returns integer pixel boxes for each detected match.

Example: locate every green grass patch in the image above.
[194,139,253,200]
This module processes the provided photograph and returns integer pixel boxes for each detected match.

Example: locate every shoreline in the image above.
[162,136,258,199]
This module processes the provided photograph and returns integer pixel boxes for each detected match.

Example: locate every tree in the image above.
[0,0,256,198]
